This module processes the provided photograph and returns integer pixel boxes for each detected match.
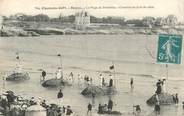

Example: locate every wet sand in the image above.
[0,34,184,116]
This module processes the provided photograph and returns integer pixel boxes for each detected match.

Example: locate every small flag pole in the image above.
[57,53,63,78]
[166,64,168,93]
[16,52,21,65]
[57,54,62,69]
[112,61,116,86]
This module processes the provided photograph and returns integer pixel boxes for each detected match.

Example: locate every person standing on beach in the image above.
[107,99,113,111]
[172,94,176,103]
[108,74,113,87]
[66,106,73,116]
[102,78,105,86]
[182,102,184,109]
[87,103,92,115]
[156,80,161,94]
[57,89,63,99]
[109,79,113,87]
[41,70,46,81]
[175,93,179,104]
[133,105,141,114]
[99,74,105,86]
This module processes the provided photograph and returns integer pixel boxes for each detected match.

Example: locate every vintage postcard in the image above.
[0,0,184,116]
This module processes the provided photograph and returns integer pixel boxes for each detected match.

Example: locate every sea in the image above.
[0,34,184,116]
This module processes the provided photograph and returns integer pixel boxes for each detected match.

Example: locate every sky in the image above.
[0,0,184,21]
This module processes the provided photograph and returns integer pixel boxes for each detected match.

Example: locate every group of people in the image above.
[83,75,93,85]
[39,94,73,116]
[154,79,181,115]
[42,102,73,116]
[97,99,113,114]
[0,89,75,116]
[99,74,114,87]
[41,68,64,81]
[41,69,116,89]
[40,71,183,115]
[155,79,166,94]
[87,99,114,115]
[41,69,94,86]
[154,79,167,115]
[133,105,141,115]
[172,93,179,104]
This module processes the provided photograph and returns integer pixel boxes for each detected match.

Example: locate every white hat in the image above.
[1,95,7,99]
[162,77,166,79]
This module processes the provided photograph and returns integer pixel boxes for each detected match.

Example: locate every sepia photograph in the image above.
[0,0,184,116]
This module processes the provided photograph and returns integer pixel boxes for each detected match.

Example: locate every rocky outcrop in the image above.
[81,85,117,97]
[25,28,64,35]
[6,72,30,81]
[98,110,122,115]
[146,93,174,105]
[1,25,184,37]
[0,29,40,37]
[41,78,72,87]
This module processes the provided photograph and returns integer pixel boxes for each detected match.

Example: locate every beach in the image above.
[0,34,184,116]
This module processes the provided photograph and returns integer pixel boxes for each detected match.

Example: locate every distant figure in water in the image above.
[66,106,73,115]
[182,102,184,109]
[102,78,105,86]
[162,79,166,93]
[99,74,103,86]
[92,93,95,106]
[107,99,113,111]
[155,93,159,103]
[62,106,66,113]
[175,93,179,104]
[100,74,105,86]
[155,93,160,115]
[130,78,134,90]
[172,93,179,104]
[172,94,176,103]
[41,70,46,80]
[133,105,141,114]
[87,103,92,115]
[84,75,90,84]
[57,89,63,99]
[98,104,103,113]
[90,78,93,84]
[109,78,113,87]
[156,80,161,94]
[69,72,73,78]
[56,67,63,79]
[78,74,81,85]
[68,72,74,83]
[14,64,22,73]
[154,101,160,115]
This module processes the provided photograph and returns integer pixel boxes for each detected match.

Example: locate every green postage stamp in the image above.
[157,34,182,64]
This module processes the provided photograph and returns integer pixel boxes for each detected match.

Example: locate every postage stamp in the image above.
[157,34,182,64]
